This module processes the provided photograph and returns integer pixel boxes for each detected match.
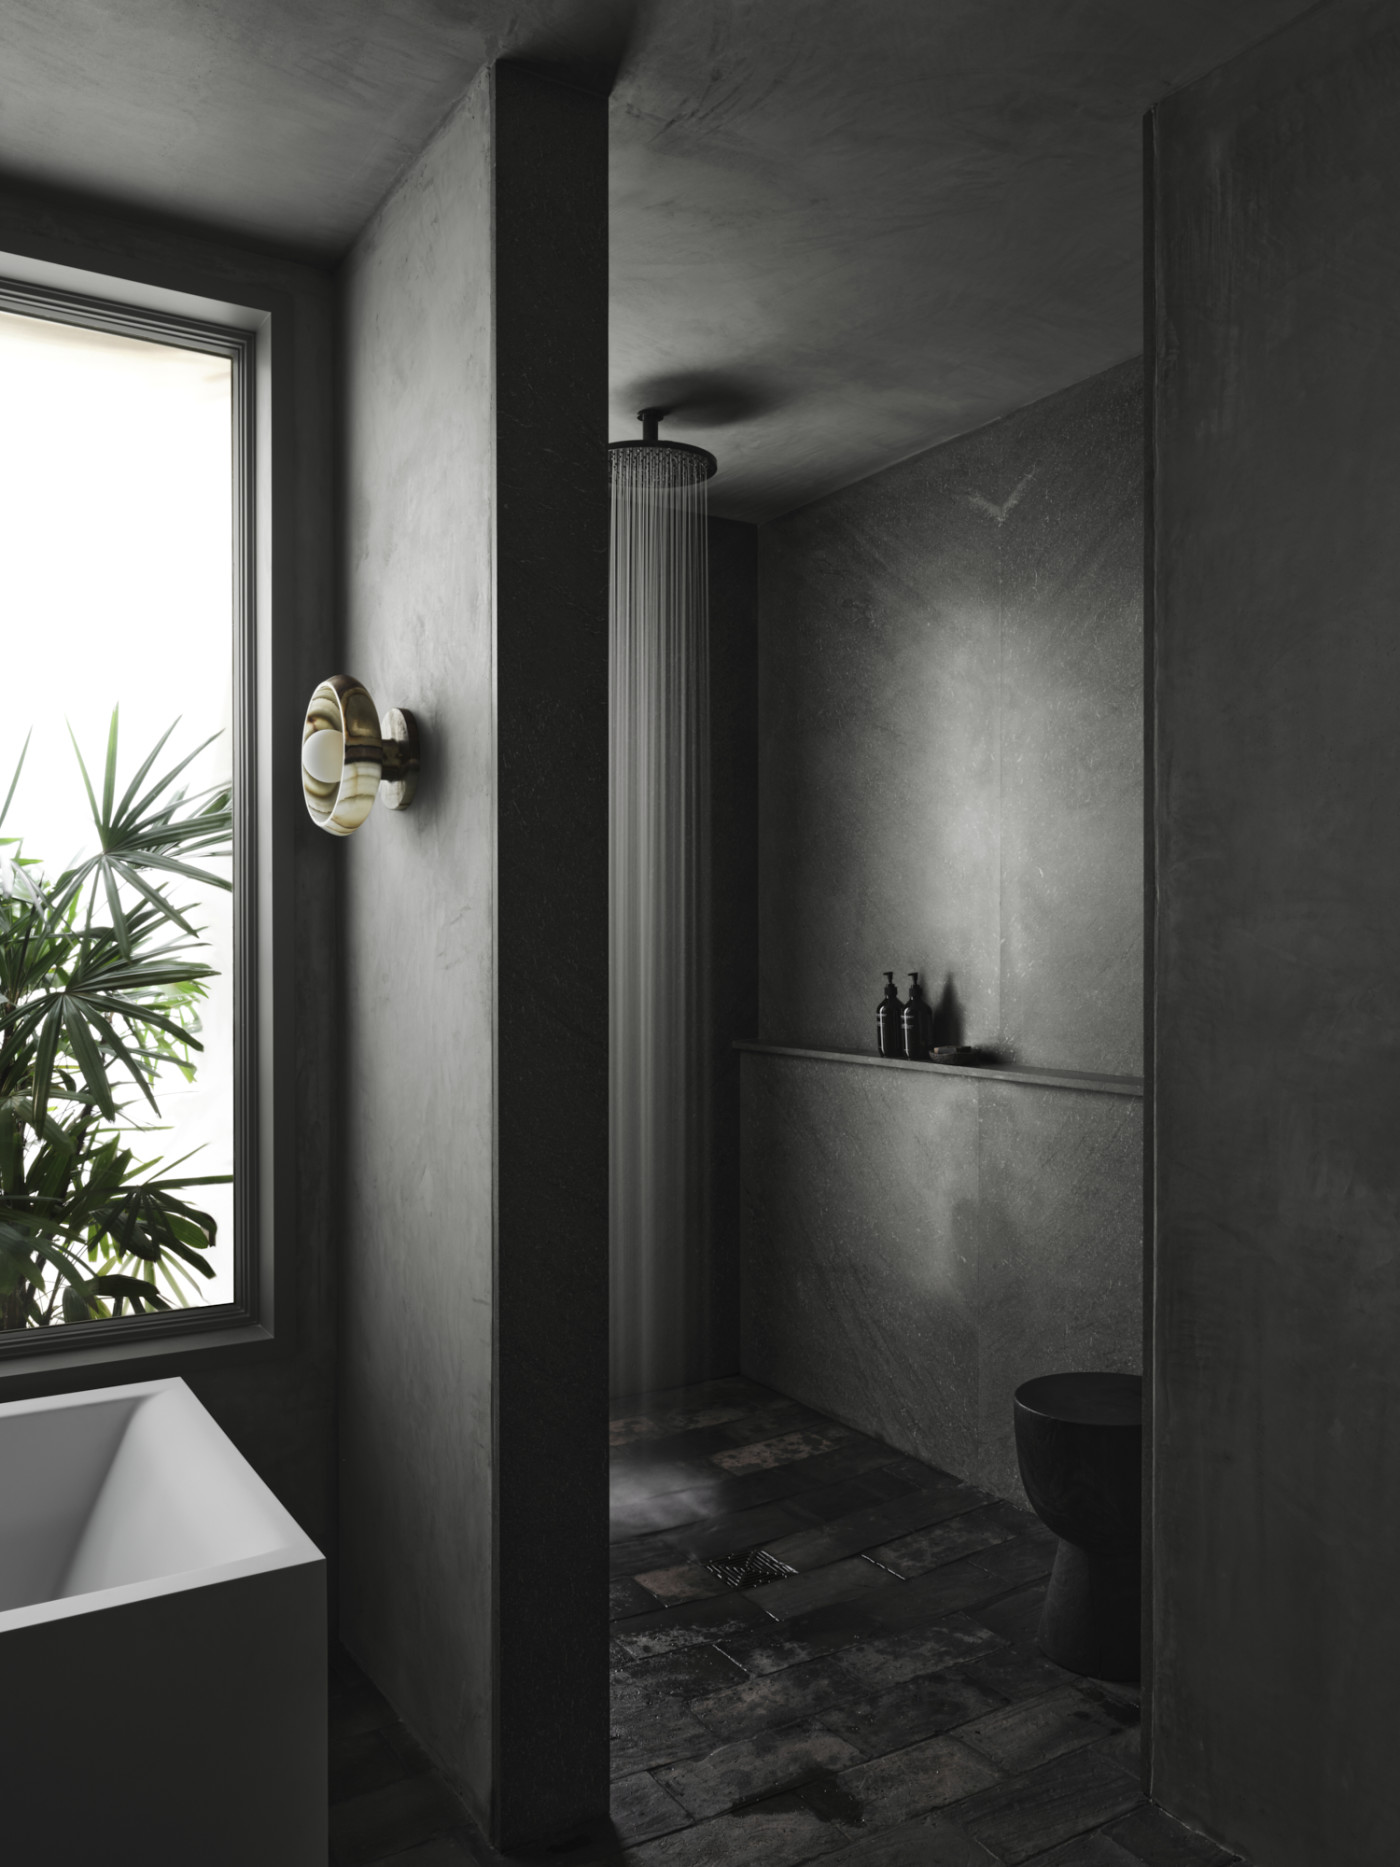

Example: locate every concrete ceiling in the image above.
[0,0,1310,519]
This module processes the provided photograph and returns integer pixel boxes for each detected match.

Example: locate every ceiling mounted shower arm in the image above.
[609,405,718,484]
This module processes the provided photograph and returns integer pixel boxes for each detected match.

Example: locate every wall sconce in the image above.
[301,676,419,835]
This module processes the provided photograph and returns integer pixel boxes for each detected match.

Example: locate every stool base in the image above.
[1037,1538,1141,1683]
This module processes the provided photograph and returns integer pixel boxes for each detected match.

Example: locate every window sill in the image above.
[0,1319,278,1394]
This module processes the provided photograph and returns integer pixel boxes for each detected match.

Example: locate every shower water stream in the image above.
[610,421,713,1396]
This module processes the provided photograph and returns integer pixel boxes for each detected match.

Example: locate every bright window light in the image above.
[0,305,235,1326]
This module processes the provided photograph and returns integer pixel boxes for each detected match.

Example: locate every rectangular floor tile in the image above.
[656,1721,864,1819]
[711,1425,861,1473]
[604,1389,1163,1867]
[689,1652,856,1742]
[613,1533,687,1577]
[614,1420,772,1467]
[765,1487,997,1574]
[821,1669,1002,1758]
[835,1735,1004,1831]
[614,1576,664,1619]
[744,1557,900,1621]
[612,1804,844,1867]
[615,1401,820,1469]
[839,1617,1004,1693]
[611,1772,693,1846]
[970,1537,1056,1591]
[671,1499,821,1561]
[613,1457,734,1506]
[611,1402,759,1452]
[1091,1727,1143,1780]
[968,1583,1047,1647]
[1022,1835,1141,1866]
[636,1563,727,1606]
[870,1506,1020,1578]
[714,1601,880,1677]
[613,1488,736,1541]
[956,1687,1128,1774]
[964,1644,1073,1705]
[668,1622,987,1761]
[878,1455,982,1493]
[612,1593,773,1661]
[616,1642,752,1702]
[822,1813,1002,1865]
[861,1555,1019,1628]
[610,1689,720,1780]
[1103,1804,1240,1865]
[741,1438,912,1502]
[653,1443,910,1537]
[951,1746,1144,1864]
[713,1398,835,1442]
[783,1473,914,1523]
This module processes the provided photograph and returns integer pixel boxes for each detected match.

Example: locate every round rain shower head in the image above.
[609,405,717,485]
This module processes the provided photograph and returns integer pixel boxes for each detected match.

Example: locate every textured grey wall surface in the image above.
[340,79,496,1825]
[339,66,608,1846]
[0,186,339,1560]
[1152,6,1400,1862]
[758,358,1143,1074]
[742,1056,1140,1501]
[745,365,1144,1498]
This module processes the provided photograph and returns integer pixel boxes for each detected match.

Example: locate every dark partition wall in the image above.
[339,63,608,1850]
[1151,6,1400,1860]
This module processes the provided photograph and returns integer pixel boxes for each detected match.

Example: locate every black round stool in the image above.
[1012,1372,1142,1683]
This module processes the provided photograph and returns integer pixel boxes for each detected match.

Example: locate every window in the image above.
[0,278,256,1351]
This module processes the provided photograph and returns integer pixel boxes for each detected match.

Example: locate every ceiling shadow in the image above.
[616,369,782,433]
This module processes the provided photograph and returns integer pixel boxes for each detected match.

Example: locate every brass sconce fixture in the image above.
[301,676,419,835]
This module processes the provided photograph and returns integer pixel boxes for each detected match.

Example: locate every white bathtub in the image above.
[0,1376,326,1867]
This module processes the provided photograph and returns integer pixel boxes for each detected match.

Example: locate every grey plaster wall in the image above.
[758,359,1143,1073]
[0,185,339,1559]
[742,1058,1140,1501]
[339,65,607,1848]
[744,364,1144,1500]
[1151,6,1400,1861]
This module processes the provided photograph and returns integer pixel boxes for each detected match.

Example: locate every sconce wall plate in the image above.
[302,676,419,835]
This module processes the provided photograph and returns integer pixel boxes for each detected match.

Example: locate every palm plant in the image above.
[0,712,232,1331]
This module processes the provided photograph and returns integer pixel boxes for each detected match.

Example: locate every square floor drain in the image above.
[704,1548,796,1590]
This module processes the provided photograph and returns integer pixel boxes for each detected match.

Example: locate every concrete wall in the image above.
[743,362,1144,1499]
[339,65,608,1849]
[0,184,339,1560]
[1151,6,1400,1861]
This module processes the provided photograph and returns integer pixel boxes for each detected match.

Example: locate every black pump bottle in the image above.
[876,972,903,1058]
[902,973,931,1061]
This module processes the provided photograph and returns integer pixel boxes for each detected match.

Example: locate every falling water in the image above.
[610,440,711,1397]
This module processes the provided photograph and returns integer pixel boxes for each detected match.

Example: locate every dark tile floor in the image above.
[327,1376,1247,1867]
[601,1376,1245,1867]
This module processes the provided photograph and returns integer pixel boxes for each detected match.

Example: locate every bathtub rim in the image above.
[0,1374,323,1635]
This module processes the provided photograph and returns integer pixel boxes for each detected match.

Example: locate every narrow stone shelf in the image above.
[734,1040,1144,1098]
